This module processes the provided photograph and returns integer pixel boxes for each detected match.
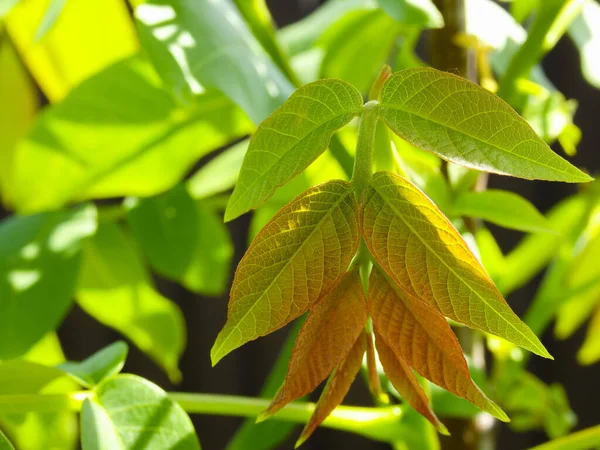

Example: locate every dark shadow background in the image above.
[52,1,600,449]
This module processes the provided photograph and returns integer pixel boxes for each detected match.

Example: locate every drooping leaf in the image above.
[578,305,600,365]
[260,270,368,419]
[377,0,444,28]
[0,429,15,450]
[212,180,360,364]
[58,341,128,388]
[360,171,551,358]
[5,0,138,101]
[452,189,553,233]
[569,0,600,89]
[378,68,591,183]
[126,186,233,295]
[134,0,293,124]
[369,267,508,421]
[80,375,200,450]
[0,204,97,359]
[76,222,186,382]
[374,330,445,433]
[225,79,362,221]
[11,56,252,213]
[296,332,367,447]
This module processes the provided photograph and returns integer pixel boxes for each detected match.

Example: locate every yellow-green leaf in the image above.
[212,180,360,365]
[360,171,551,358]
[378,68,591,183]
[225,79,362,221]
[578,305,600,365]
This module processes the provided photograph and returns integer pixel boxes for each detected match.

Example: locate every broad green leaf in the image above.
[187,141,248,200]
[5,0,138,101]
[378,68,591,182]
[452,189,553,233]
[80,374,200,450]
[569,0,600,88]
[377,0,444,28]
[0,361,65,395]
[0,204,97,359]
[134,0,293,124]
[317,9,401,92]
[0,430,14,450]
[369,267,508,422]
[76,222,186,382]
[296,332,367,447]
[360,171,551,358]
[126,186,233,295]
[528,425,600,450]
[12,56,252,213]
[0,38,38,208]
[225,79,362,221]
[212,180,360,365]
[261,270,367,419]
[578,305,600,364]
[59,341,128,388]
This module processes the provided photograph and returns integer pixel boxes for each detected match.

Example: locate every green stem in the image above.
[528,425,600,450]
[0,391,407,443]
[351,101,379,197]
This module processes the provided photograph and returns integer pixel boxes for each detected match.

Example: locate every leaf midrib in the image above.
[370,177,545,355]
[215,183,354,359]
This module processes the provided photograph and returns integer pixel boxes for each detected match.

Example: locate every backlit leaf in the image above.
[12,56,252,213]
[360,171,551,358]
[0,204,97,359]
[378,68,591,183]
[578,305,600,365]
[59,341,128,388]
[261,270,367,418]
[76,222,186,382]
[212,180,360,365]
[80,374,200,450]
[225,79,362,221]
[134,0,293,124]
[296,332,367,447]
[569,0,600,89]
[368,266,508,421]
[452,189,553,233]
[377,0,444,28]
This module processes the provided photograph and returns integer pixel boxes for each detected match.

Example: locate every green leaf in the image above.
[34,0,66,41]
[126,185,232,295]
[452,189,553,233]
[134,0,293,124]
[0,430,14,450]
[0,204,97,359]
[569,0,600,89]
[522,90,578,144]
[377,0,444,28]
[225,79,362,221]
[212,180,360,365]
[360,171,551,358]
[317,9,401,92]
[578,306,600,365]
[475,227,506,285]
[80,374,200,450]
[0,360,66,395]
[58,341,128,388]
[527,425,600,450]
[12,56,252,213]
[378,67,591,182]
[187,141,248,200]
[76,222,186,382]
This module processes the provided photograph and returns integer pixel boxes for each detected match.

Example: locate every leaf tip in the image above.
[255,410,271,424]
[294,433,309,448]
[437,422,451,436]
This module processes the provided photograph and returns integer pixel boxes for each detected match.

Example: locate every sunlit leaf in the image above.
[34,0,66,41]
[360,171,551,358]
[475,227,506,284]
[569,0,600,89]
[578,305,600,365]
[452,189,553,233]
[522,91,578,145]
[0,204,97,359]
[126,186,233,296]
[377,0,443,28]
[261,270,367,419]
[378,68,591,182]
[134,0,293,124]
[5,0,138,101]
[225,79,362,221]
[0,360,65,395]
[59,341,128,388]
[0,0,19,18]
[80,375,200,450]
[76,222,186,382]
[12,56,252,213]
[368,267,508,421]
[296,332,367,447]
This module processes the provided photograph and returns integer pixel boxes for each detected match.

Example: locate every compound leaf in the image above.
[360,171,551,358]
[225,79,362,221]
[378,68,591,183]
[212,180,360,365]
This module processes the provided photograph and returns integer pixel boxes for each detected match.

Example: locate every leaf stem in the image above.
[351,101,380,197]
